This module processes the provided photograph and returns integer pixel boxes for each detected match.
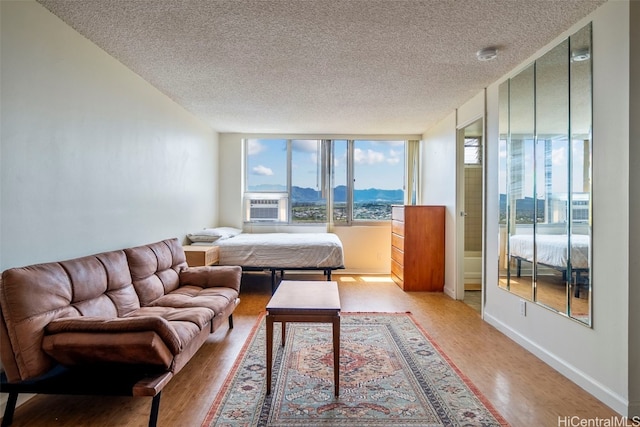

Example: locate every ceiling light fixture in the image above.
[476,47,498,61]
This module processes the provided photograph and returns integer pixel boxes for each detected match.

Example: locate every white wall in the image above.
[0,1,219,270]
[481,1,636,416]
[218,133,245,229]
[627,0,640,416]
[421,113,457,297]
[421,93,485,301]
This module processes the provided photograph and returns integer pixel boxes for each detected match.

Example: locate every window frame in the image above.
[243,138,407,226]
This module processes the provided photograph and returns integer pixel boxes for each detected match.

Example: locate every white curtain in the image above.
[405,139,421,205]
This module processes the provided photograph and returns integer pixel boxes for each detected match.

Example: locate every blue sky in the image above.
[246,139,405,190]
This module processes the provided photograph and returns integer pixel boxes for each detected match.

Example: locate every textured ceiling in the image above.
[37,0,606,135]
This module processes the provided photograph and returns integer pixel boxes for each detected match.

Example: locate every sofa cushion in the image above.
[125,239,188,306]
[179,265,242,292]
[149,286,238,316]
[45,316,182,354]
[43,331,175,369]
[127,306,214,333]
[42,306,215,370]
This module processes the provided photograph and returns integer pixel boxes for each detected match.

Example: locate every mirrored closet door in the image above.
[498,23,592,326]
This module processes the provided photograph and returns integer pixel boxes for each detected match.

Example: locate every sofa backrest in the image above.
[124,238,188,307]
[0,249,140,382]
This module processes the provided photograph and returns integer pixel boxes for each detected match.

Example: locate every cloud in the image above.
[354,148,385,165]
[387,157,400,165]
[354,147,403,166]
[387,148,401,165]
[251,165,273,176]
[370,140,404,148]
[247,140,265,156]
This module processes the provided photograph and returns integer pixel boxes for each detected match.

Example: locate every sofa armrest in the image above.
[179,265,242,292]
[45,316,181,355]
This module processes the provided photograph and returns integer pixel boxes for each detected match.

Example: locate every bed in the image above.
[188,229,345,292]
[509,233,590,296]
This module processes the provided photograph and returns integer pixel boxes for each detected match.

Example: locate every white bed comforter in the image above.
[509,234,589,269]
[213,233,345,268]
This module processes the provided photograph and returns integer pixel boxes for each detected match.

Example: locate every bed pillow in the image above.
[187,227,242,243]
[210,227,243,240]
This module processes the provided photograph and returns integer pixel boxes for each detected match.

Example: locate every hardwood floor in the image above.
[2,272,621,427]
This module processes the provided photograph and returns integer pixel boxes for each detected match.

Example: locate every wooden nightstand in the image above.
[183,246,220,266]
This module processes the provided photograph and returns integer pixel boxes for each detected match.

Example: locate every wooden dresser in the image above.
[391,205,445,291]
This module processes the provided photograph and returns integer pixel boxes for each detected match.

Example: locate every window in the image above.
[245,139,289,222]
[244,139,405,224]
[245,139,287,192]
[290,139,326,222]
[352,140,405,221]
[464,137,482,164]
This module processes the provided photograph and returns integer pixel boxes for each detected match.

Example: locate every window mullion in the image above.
[287,140,292,224]
[347,140,354,225]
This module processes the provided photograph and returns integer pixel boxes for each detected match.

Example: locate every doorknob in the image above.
[460,211,467,217]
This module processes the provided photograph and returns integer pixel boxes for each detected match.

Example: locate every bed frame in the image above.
[513,256,589,298]
[208,232,345,293]
[242,266,342,293]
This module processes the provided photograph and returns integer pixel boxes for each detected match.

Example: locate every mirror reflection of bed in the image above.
[508,265,589,316]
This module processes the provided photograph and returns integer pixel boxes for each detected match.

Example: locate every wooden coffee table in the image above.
[265,280,341,396]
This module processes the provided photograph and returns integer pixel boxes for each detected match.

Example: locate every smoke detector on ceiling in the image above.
[476,47,498,61]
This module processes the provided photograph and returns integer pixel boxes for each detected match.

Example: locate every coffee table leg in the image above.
[333,315,340,396]
[266,315,274,395]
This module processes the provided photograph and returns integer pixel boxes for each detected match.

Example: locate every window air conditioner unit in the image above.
[244,194,288,222]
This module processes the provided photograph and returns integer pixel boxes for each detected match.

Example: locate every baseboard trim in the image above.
[443,285,456,300]
[484,312,630,417]
[325,269,389,275]
[464,273,481,281]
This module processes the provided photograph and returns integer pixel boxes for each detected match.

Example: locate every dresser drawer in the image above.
[391,220,405,236]
[391,245,404,265]
[391,259,404,281]
[391,233,404,251]
[391,205,404,221]
[391,272,404,289]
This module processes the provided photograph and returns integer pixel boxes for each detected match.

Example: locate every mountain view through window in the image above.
[245,139,405,223]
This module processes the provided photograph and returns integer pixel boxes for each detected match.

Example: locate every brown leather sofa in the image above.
[0,238,242,427]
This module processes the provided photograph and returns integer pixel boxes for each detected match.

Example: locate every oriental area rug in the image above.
[202,313,509,427]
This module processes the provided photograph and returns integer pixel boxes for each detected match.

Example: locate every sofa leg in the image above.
[228,314,234,329]
[148,392,161,427]
[1,392,18,427]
